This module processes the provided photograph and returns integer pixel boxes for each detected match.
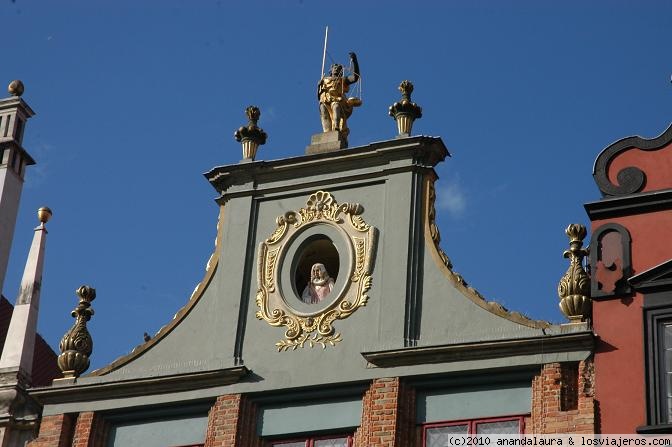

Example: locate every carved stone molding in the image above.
[31,367,248,405]
[362,332,594,368]
[256,190,378,351]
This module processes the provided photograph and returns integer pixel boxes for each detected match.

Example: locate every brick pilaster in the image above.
[354,377,415,447]
[27,414,74,447]
[529,359,596,433]
[71,412,107,447]
[204,394,259,447]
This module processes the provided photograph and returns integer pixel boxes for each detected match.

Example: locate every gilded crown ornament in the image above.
[234,105,267,161]
[57,285,97,379]
[389,80,422,137]
[558,224,591,322]
[7,80,24,97]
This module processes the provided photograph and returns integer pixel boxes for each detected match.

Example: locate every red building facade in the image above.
[587,123,672,433]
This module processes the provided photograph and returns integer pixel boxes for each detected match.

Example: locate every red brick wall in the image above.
[71,412,107,447]
[27,413,74,447]
[354,377,415,447]
[529,360,596,433]
[204,394,259,447]
[27,365,596,446]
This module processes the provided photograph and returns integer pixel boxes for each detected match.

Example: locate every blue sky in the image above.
[3,1,671,371]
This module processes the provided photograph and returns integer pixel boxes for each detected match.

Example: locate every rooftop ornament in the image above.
[558,224,591,322]
[57,285,97,379]
[389,80,422,137]
[234,105,267,161]
[317,51,362,139]
[37,206,52,225]
[7,80,24,97]
[305,29,362,154]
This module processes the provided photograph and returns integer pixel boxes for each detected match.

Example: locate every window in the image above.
[269,434,353,447]
[631,259,672,433]
[423,417,523,446]
[105,403,210,447]
[662,322,672,423]
[644,307,672,428]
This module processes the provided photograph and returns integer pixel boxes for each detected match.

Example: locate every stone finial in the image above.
[558,224,591,322]
[7,80,24,97]
[234,105,267,161]
[388,80,422,137]
[57,286,97,379]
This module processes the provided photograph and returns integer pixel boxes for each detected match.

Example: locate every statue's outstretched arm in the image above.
[346,52,360,85]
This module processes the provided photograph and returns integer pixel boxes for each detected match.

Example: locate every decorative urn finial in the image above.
[37,206,52,226]
[57,285,97,379]
[7,80,24,97]
[558,224,591,322]
[234,105,267,161]
[389,80,422,137]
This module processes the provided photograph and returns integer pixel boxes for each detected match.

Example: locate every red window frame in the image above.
[423,415,525,444]
[268,434,354,447]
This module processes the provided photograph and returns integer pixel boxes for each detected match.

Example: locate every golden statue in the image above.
[318,52,361,135]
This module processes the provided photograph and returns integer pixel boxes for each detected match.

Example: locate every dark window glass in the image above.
[661,322,672,422]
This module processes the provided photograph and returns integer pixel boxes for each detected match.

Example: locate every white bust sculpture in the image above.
[301,263,335,304]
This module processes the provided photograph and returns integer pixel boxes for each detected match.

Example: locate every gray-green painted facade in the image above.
[32,137,592,440]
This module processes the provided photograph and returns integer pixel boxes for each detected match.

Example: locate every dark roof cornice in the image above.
[584,188,672,219]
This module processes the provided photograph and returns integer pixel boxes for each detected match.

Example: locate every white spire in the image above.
[0,207,51,381]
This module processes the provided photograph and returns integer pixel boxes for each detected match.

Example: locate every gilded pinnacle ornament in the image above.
[558,224,591,322]
[389,80,422,137]
[57,285,96,378]
[7,80,24,97]
[234,106,267,161]
[37,206,52,225]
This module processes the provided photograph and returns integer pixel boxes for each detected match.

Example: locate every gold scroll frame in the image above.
[256,190,377,351]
